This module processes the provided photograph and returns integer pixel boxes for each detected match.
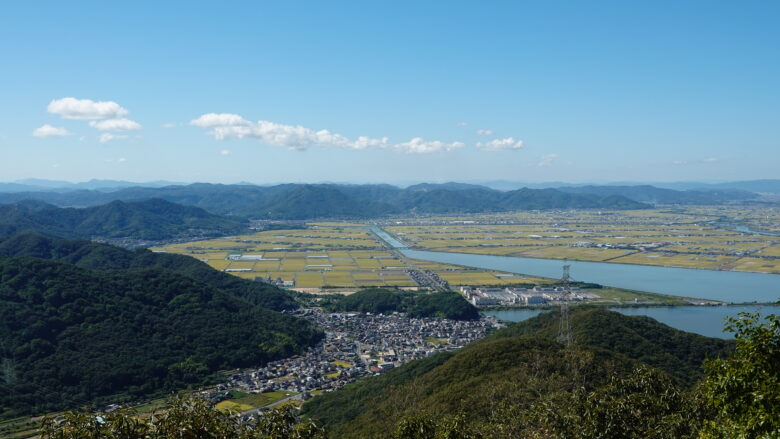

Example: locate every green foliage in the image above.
[323,288,479,320]
[406,292,479,321]
[393,413,484,439]
[488,307,734,386]
[522,366,701,439]
[0,198,245,240]
[0,256,322,416]
[0,233,298,310]
[39,396,325,439]
[700,312,780,439]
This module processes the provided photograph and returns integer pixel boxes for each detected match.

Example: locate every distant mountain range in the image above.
[0,183,649,219]
[554,185,758,204]
[0,198,246,241]
[471,179,780,194]
[0,179,184,193]
[0,180,774,221]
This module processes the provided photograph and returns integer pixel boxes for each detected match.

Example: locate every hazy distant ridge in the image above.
[0,183,650,219]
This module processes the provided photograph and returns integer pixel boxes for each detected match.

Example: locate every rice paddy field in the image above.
[151,224,540,290]
[383,206,780,274]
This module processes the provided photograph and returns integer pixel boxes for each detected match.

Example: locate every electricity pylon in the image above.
[556,264,573,346]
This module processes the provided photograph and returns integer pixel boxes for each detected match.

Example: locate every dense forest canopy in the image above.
[0,198,245,241]
[0,233,297,310]
[0,253,322,417]
[321,288,480,321]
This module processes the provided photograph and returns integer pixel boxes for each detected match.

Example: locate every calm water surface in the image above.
[371,227,780,303]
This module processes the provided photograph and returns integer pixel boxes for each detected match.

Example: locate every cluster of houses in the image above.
[405,268,450,289]
[460,286,600,307]
[218,309,501,397]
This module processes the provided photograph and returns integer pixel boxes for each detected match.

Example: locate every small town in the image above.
[212,309,502,407]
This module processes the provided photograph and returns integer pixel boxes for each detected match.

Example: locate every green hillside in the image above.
[0,233,297,311]
[322,288,480,320]
[489,307,734,385]
[301,308,733,438]
[0,256,323,417]
[0,198,245,241]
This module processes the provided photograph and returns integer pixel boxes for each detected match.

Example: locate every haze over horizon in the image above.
[1,1,778,184]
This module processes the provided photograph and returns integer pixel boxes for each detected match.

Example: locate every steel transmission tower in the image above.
[556,264,573,346]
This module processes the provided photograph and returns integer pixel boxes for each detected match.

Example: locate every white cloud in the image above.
[191,113,472,153]
[162,122,177,129]
[476,129,494,136]
[537,153,558,167]
[395,137,465,154]
[99,133,129,143]
[191,113,390,151]
[89,118,142,131]
[220,149,232,156]
[190,113,250,128]
[118,157,127,163]
[47,97,128,120]
[673,157,719,166]
[456,122,468,127]
[32,124,71,137]
[477,137,525,151]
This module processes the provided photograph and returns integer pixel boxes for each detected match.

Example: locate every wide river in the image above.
[371,227,779,338]
[371,227,780,303]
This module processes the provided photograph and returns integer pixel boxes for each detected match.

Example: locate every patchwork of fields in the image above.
[383,206,780,274]
[152,225,545,290]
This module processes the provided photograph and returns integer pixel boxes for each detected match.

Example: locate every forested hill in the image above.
[301,308,733,438]
[555,184,759,205]
[0,233,296,311]
[0,256,323,417]
[486,307,733,385]
[0,198,245,241]
[0,183,650,219]
[322,288,480,321]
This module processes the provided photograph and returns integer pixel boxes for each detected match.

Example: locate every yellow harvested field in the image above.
[206,260,231,270]
[254,260,281,270]
[731,258,780,274]
[325,272,354,286]
[295,272,324,287]
[227,261,256,269]
[215,401,253,412]
[611,253,739,270]
[758,245,780,257]
[516,247,634,262]
[356,259,382,269]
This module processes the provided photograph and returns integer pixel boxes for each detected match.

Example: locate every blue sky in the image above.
[1,1,778,184]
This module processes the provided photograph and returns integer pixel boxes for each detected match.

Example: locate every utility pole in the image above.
[556,264,573,346]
